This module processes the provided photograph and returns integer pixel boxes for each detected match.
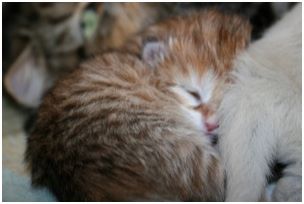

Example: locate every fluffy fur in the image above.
[127,10,251,134]
[218,4,301,201]
[26,52,227,201]
[25,10,251,201]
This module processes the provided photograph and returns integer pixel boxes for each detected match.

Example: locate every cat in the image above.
[25,52,225,201]
[4,2,173,108]
[218,3,301,201]
[25,10,251,201]
[124,9,252,140]
[135,11,251,137]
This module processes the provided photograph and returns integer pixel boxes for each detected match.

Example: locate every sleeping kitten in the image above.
[218,4,301,201]
[25,10,251,201]
[126,10,251,136]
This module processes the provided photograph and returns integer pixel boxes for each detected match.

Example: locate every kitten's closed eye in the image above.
[188,91,201,101]
[170,86,201,108]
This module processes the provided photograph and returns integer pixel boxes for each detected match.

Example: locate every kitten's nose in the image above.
[205,122,219,132]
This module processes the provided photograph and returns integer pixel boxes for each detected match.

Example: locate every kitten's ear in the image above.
[142,40,167,68]
[4,44,50,108]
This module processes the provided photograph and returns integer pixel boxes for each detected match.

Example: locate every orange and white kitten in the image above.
[26,10,251,201]
[130,10,251,137]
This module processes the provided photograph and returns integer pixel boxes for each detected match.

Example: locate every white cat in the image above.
[218,3,301,201]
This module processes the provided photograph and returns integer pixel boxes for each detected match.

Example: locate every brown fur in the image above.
[25,10,251,201]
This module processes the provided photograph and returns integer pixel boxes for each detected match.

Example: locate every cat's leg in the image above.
[261,182,276,201]
[271,162,302,201]
[218,87,276,201]
[261,161,301,202]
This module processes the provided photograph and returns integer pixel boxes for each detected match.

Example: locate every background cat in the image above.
[3,3,172,108]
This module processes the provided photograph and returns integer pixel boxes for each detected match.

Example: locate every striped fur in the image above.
[26,53,224,201]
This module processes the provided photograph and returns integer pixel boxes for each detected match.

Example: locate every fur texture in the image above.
[126,10,251,134]
[218,4,301,201]
[25,10,251,201]
[26,52,225,201]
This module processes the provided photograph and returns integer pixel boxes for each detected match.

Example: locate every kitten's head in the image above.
[142,10,251,135]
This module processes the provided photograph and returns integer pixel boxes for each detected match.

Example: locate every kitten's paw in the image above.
[272,175,302,202]
[261,182,276,202]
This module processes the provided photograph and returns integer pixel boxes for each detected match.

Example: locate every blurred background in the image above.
[2,2,295,201]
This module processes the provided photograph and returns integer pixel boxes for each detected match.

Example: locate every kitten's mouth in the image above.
[203,121,219,145]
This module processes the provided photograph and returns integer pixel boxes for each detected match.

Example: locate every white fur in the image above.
[174,69,216,105]
[199,70,216,104]
[170,85,205,132]
[218,4,301,201]
[180,105,204,132]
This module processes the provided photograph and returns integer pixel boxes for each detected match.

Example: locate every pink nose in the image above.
[205,122,219,132]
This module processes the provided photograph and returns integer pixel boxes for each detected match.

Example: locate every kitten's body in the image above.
[26,53,224,201]
[218,4,301,201]
[26,10,251,201]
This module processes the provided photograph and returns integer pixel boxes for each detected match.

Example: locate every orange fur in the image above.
[127,9,251,132]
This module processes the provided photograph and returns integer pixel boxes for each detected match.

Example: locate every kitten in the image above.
[126,10,251,136]
[218,4,301,201]
[25,10,251,201]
